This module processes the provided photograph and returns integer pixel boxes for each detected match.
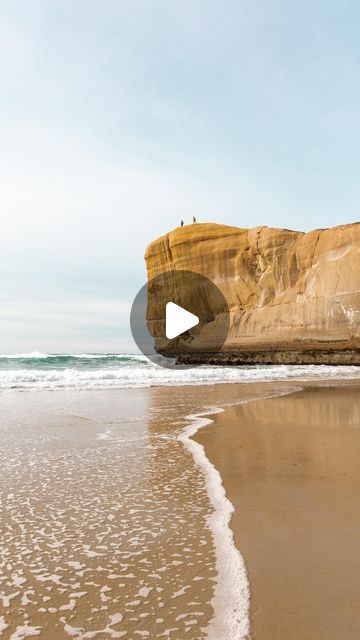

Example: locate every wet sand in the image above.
[1,379,359,638]
[0,388,220,639]
[0,381,298,639]
[195,381,360,639]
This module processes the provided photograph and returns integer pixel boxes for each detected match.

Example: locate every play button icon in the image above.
[130,269,230,369]
[165,302,199,339]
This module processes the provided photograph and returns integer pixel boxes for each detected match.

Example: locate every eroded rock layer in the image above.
[145,222,360,364]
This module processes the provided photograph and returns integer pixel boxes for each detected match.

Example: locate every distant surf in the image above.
[0,353,358,390]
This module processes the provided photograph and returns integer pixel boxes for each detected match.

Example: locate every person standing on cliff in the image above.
[180,220,184,227]
[192,216,197,223]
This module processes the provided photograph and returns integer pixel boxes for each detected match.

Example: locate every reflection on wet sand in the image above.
[196,385,360,640]
[1,381,359,639]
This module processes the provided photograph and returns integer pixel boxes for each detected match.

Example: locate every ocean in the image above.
[0,352,358,390]
[1,356,359,638]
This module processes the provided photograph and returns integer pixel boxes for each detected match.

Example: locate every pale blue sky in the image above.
[0,0,359,352]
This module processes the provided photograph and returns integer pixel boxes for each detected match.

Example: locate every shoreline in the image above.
[180,385,304,640]
[180,407,250,640]
[1,378,360,638]
[193,379,360,639]
[0,357,359,392]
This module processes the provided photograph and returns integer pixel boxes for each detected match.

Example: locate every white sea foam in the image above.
[180,407,250,640]
[0,351,358,391]
[180,389,300,640]
[0,361,358,390]
[9,625,42,639]
[0,352,148,360]
[0,351,49,359]
[0,617,9,633]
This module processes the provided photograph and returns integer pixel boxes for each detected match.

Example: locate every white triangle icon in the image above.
[165,302,199,340]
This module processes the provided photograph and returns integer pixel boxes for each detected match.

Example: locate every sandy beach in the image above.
[1,378,360,638]
[195,380,360,639]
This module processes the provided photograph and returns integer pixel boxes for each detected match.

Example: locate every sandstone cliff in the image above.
[145,222,360,364]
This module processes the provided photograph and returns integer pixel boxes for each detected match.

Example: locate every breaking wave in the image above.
[0,353,358,389]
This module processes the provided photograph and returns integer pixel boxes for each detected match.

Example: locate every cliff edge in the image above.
[145,222,360,364]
